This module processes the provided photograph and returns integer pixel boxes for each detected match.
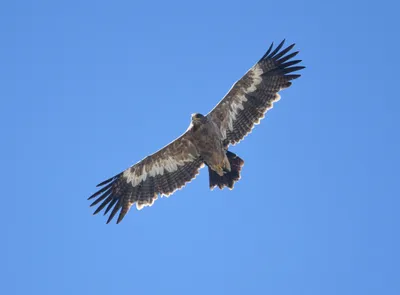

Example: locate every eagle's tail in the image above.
[208,151,244,190]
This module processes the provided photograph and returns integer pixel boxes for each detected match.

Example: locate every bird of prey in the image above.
[88,40,304,224]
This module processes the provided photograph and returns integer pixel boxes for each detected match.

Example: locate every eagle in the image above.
[88,40,304,224]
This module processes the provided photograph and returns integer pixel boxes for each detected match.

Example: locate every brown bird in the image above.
[88,40,305,223]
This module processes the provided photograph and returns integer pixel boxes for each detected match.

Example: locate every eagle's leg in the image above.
[208,152,231,176]
[214,166,224,176]
[223,156,231,173]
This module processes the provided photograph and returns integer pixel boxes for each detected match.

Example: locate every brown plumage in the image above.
[88,40,305,223]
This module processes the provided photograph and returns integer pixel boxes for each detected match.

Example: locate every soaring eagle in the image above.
[88,40,304,223]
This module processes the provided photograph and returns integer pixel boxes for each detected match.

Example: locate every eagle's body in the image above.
[88,40,305,223]
[190,114,229,176]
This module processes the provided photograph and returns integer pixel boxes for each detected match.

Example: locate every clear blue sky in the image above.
[2,0,399,294]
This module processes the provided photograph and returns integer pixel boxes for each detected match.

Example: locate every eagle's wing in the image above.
[207,40,304,146]
[88,131,203,224]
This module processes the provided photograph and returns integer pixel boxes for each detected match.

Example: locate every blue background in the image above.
[2,0,399,294]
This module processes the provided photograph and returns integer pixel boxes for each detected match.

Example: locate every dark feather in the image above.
[104,198,118,215]
[277,51,299,64]
[93,195,113,215]
[90,187,112,207]
[259,42,274,61]
[273,43,295,60]
[96,174,120,187]
[280,60,302,68]
[88,182,113,200]
[267,39,286,58]
[286,74,301,80]
[107,198,122,224]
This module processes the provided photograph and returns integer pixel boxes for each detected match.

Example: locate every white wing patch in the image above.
[122,155,196,187]
[226,64,264,133]
[229,92,281,146]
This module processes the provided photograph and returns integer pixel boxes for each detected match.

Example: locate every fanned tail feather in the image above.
[209,151,244,190]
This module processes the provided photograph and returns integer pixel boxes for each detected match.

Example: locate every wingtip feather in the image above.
[259,42,274,62]
[268,39,286,58]
[96,173,121,187]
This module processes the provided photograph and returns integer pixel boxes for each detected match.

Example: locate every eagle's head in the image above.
[191,113,206,125]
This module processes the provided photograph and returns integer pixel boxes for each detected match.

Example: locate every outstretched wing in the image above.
[88,132,204,224]
[207,40,305,146]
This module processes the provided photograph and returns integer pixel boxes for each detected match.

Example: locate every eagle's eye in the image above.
[193,113,203,119]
